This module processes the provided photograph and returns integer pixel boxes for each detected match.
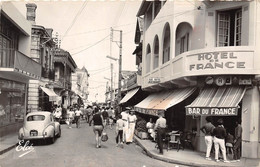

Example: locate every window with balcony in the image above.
[217,8,242,47]
[153,36,159,69]
[175,22,192,56]
[163,23,171,64]
[146,44,151,73]
[0,15,19,67]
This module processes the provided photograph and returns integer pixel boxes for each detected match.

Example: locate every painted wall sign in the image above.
[187,51,252,71]
[186,107,238,116]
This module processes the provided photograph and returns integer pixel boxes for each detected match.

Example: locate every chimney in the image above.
[26,3,37,25]
[46,28,53,38]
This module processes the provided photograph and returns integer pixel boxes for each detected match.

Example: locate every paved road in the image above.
[0,120,188,167]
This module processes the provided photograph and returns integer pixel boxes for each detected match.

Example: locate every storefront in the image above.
[185,82,260,158]
[134,87,197,131]
[0,78,26,126]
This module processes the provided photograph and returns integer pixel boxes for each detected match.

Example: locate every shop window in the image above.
[217,8,242,47]
[153,35,159,69]
[0,79,26,126]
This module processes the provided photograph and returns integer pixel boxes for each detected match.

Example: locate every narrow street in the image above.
[0,120,187,167]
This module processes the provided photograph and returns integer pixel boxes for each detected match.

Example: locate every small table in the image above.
[168,133,181,151]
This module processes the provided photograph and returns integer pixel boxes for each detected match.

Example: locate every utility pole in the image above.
[109,28,122,114]
[110,63,113,106]
[118,30,122,113]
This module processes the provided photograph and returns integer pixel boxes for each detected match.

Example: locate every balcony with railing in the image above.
[0,49,41,79]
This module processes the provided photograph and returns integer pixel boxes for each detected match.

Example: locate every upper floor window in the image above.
[180,33,189,54]
[217,8,242,47]
[146,44,151,73]
[153,36,159,69]
[175,22,192,56]
[163,23,171,64]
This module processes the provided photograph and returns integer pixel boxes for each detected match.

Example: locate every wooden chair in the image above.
[168,133,181,152]
[180,131,194,150]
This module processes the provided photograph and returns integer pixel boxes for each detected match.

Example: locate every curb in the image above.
[0,143,17,155]
[134,136,248,167]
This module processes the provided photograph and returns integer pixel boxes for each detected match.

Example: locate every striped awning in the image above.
[135,87,196,111]
[119,87,140,104]
[186,86,246,116]
[40,87,60,102]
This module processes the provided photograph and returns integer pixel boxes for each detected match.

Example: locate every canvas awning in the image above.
[135,87,196,111]
[186,86,246,116]
[120,87,140,104]
[40,87,60,102]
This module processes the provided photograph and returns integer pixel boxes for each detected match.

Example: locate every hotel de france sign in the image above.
[185,50,253,116]
[187,51,253,72]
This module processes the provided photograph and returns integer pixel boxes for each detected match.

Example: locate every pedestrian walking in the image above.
[91,109,104,148]
[102,108,109,128]
[86,106,93,123]
[154,111,167,154]
[126,110,137,143]
[67,108,75,129]
[115,114,124,147]
[212,118,229,163]
[233,120,242,162]
[75,107,83,128]
[121,109,129,143]
[200,116,215,161]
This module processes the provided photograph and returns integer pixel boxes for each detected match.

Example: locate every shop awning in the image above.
[135,87,196,111]
[186,86,246,116]
[120,87,140,104]
[40,87,60,101]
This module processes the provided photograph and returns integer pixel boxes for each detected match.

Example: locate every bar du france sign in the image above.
[186,107,238,116]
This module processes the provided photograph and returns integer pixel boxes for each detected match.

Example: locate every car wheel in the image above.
[57,127,61,138]
[49,132,55,144]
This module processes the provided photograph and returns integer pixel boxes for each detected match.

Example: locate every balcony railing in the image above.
[0,48,41,78]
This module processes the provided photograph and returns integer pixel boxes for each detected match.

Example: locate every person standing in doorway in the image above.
[154,112,167,154]
[200,116,215,160]
[91,109,104,148]
[233,120,242,162]
[213,119,229,163]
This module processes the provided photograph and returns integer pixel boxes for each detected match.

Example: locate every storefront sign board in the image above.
[187,51,253,72]
[186,107,238,116]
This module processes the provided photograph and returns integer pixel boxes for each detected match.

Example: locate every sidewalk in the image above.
[0,132,18,155]
[134,136,260,167]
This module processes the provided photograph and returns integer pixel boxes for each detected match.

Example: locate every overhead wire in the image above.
[71,34,110,56]
[61,1,88,41]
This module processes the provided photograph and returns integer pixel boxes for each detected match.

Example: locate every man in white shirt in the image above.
[121,109,129,143]
[154,112,167,154]
[75,108,83,128]
[126,110,137,143]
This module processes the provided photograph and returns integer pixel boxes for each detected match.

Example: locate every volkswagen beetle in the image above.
[18,111,61,144]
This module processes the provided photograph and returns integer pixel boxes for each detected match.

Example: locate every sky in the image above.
[12,0,142,103]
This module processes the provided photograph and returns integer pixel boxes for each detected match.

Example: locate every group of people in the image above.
[89,106,136,148]
[200,116,242,163]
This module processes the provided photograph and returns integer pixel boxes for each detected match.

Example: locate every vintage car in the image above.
[18,111,61,144]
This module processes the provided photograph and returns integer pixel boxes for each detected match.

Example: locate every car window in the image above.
[27,115,45,121]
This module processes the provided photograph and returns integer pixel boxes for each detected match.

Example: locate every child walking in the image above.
[115,115,124,147]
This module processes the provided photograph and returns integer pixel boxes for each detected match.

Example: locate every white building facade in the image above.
[136,0,260,158]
